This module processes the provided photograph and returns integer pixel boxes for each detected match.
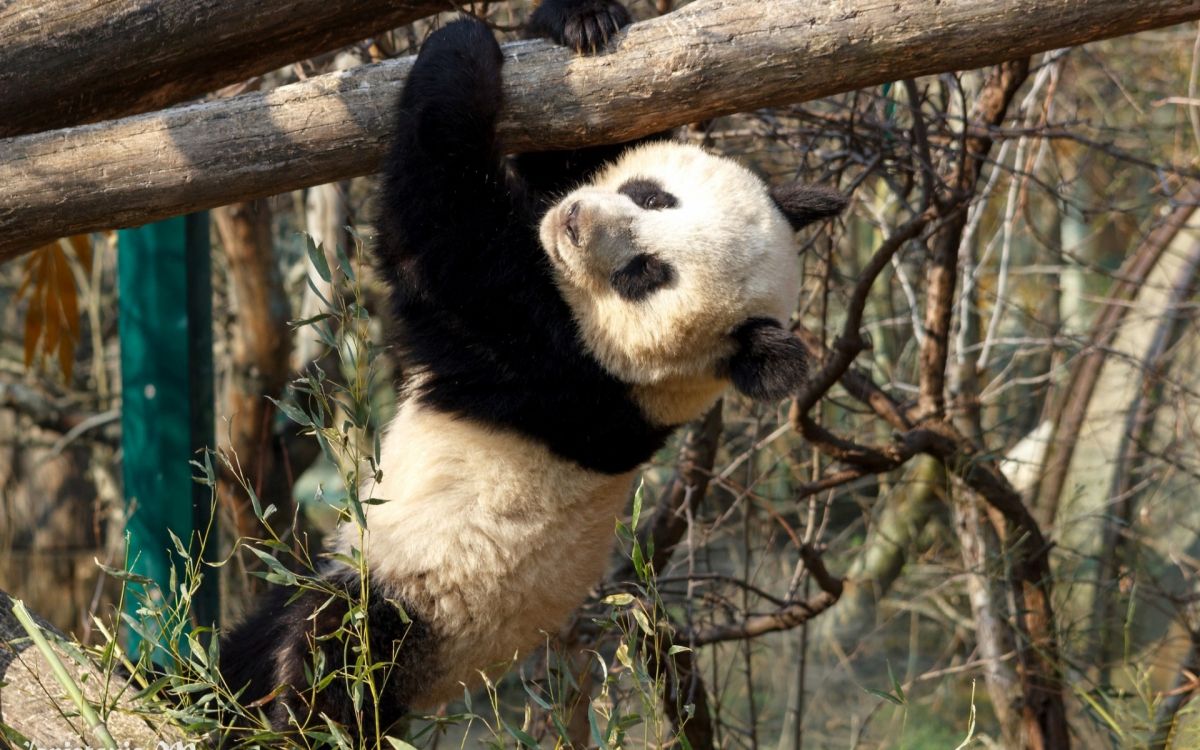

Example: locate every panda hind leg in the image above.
[218,574,437,737]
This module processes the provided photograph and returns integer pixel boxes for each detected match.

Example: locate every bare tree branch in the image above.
[683,546,843,645]
[915,59,1030,421]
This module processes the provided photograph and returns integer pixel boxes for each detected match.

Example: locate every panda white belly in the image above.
[336,400,637,705]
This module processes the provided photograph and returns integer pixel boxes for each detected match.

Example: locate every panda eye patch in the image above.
[611,253,675,301]
[618,178,678,210]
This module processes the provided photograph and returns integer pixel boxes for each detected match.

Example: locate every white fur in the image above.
[336,401,636,706]
[539,141,801,391]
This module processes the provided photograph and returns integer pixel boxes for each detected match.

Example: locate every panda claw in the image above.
[531,0,631,55]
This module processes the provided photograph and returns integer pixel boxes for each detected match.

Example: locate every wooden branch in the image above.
[3,0,1198,263]
[684,546,843,645]
[791,214,930,417]
[915,59,1030,421]
[0,591,188,747]
[0,0,485,137]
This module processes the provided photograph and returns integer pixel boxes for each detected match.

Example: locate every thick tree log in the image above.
[0,591,188,747]
[2,0,1198,263]
[0,0,491,137]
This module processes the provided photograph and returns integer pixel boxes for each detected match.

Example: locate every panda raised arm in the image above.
[220,0,847,738]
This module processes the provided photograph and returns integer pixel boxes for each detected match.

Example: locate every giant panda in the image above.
[219,0,846,737]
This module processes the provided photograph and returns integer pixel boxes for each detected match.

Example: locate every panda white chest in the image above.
[335,400,636,705]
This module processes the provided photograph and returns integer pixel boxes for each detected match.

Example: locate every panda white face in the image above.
[539,141,802,388]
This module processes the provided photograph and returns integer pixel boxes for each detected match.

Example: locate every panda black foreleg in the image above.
[375,16,516,289]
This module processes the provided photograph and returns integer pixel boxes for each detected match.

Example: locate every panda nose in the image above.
[563,201,582,246]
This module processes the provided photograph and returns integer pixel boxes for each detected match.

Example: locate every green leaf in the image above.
[167,528,189,559]
[502,720,540,749]
[887,661,906,703]
[588,702,606,749]
[335,241,356,282]
[550,712,571,742]
[615,641,633,669]
[305,275,331,309]
[631,607,654,636]
[602,593,635,607]
[631,479,644,530]
[246,546,299,587]
[289,312,333,329]
[522,682,553,710]
[95,561,154,586]
[0,720,33,749]
[269,397,312,427]
[385,739,418,750]
[307,236,332,284]
[314,319,338,348]
[866,687,904,706]
[632,542,646,580]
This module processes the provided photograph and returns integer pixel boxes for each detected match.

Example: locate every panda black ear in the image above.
[728,318,808,402]
[769,183,849,231]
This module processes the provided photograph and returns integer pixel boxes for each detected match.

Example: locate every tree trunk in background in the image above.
[0,411,111,635]
[820,457,945,651]
[954,494,1023,748]
[1096,239,1200,673]
[212,200,294,545]
[3,0,1199,261]
[1057,178,1094,341]
[1034,184,1200,528]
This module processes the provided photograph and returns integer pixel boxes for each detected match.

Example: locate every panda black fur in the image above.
[219,0,846,736]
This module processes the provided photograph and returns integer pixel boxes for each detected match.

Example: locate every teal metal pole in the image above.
[117,214,217,661]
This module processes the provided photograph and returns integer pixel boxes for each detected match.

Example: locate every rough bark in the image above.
[3,0,1199,262]
[0,590,188,747]
[0,0,488,138]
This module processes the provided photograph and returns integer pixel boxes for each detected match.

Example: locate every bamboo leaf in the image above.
[307,236,332,284]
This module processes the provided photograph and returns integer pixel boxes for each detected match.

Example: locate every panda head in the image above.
[538,141,847,423]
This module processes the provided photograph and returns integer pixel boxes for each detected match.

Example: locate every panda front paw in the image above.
[529,0,632,55]
[406,16,504,116]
